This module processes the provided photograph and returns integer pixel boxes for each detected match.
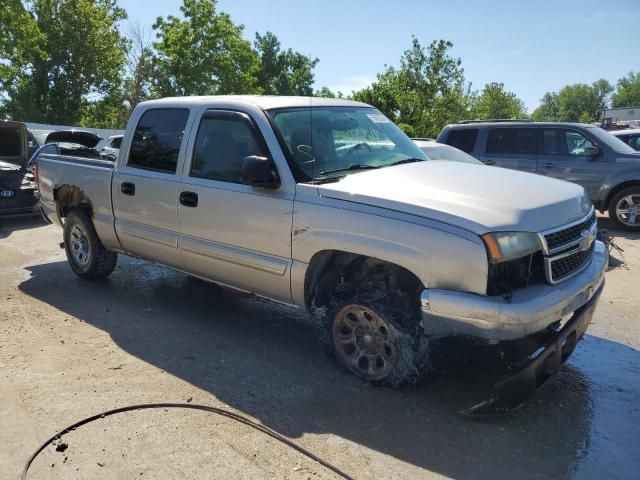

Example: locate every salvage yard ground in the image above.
[1,216,639,479]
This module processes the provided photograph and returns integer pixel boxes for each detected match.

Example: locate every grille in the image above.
[550,242,595,282]
[544,212,596,252]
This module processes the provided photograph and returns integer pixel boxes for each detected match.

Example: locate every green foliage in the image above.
[352,37,471,138]
[612,72,640,108]
[532,79,613,123]
[531,92,560,121]
[470,82,527,120]
[314,87,344,98]
[152,0,259,96]
[254,32,318,96]
[0,0,128,126]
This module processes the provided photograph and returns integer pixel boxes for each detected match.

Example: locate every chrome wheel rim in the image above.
[332,304,396,380]
[615,194,640,226]
[69,224,91,267]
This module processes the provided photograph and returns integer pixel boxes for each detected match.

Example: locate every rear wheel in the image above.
[64,209,117,279]
[609,187,640,231]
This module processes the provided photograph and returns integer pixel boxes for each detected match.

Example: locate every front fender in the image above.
[292,199,489,301]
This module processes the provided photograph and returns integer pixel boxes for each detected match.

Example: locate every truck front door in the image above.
[112,108,191,268]
[177,109,294,303]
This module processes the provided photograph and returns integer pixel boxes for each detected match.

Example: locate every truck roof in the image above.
[137,95,371,110]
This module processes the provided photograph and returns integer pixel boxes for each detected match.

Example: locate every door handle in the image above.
[481,159,496,165]
[121,182,135,195]
[180,191,198,208]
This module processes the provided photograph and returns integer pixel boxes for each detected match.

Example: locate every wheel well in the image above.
[54,185,93,219]
[604,181,640,211]
[304,250,423,310]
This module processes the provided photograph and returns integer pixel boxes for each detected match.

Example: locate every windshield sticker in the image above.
[367,114,391,123]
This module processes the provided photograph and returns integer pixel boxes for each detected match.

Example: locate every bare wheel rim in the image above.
[332,304,397,381]
[69,224,91,268]
[615,194,640,226]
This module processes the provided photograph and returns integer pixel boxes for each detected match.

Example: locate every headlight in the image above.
[481,232,542,263]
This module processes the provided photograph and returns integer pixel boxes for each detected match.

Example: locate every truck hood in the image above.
[316,161,591,234]
[45,130,102,148]
[0,120,28,169]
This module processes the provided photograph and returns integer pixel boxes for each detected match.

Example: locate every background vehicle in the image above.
[611,128,640,151]
[99,134,123,161]
[27,131,103,172]
[412,138,483,164]
[437,121,640,230]
[0,120,39,217]
[36,97,606,408]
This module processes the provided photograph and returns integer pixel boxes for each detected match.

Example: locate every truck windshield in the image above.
[269,107,428,182]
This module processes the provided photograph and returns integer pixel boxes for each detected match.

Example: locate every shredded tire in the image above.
[318,263,430,387]
[63,209,117,279]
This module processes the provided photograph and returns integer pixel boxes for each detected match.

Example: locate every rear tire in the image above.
[608,187,640,231]
[63,209,117,279]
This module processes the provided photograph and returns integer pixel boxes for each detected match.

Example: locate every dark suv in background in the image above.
[437,120,640,230]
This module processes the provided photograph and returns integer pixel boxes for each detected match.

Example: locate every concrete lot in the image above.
[1,215,639,479]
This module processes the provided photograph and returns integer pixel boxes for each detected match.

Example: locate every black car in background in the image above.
[0,120,39,217]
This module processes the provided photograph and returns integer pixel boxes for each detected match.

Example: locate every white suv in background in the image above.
[100,135,123,161]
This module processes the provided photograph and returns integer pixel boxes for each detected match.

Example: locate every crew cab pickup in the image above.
[37,96,607,409]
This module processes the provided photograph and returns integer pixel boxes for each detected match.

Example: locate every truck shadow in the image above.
[0,216,45,239]
[18,258,640,479]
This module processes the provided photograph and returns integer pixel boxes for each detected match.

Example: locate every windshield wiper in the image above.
[319,164,381,176]
[388,157,424,167]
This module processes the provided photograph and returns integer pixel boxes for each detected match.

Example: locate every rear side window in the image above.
[486,128,536,155]
[190,112,267,184]
[444,128,478,153]
[128,109,189,173]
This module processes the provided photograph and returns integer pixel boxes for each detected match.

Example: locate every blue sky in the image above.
[118,0,640,112]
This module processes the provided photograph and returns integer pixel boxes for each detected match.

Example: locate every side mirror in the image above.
[584,146,601,159]
[241,155,280,189]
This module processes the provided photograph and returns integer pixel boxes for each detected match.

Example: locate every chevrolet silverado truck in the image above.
[37,96,607,411]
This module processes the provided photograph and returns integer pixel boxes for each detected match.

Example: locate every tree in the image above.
[532,92,560,121]
[124,21,156,109]
[0,0,128,126]
[314,87,344,98]
[533,79,613,123]
[352,37,471,137]
[470,82,526,120]
[612,72,640,107]
[152,0,259,97]
[254,32,318,96]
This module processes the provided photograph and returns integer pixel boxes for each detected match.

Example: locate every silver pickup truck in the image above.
[37,96,607,410]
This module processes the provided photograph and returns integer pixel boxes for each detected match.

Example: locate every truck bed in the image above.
[37,154,118,248]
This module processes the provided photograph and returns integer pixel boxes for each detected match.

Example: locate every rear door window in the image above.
[127,109,190,173]
[444,129,478,153]
[486,128,536,155]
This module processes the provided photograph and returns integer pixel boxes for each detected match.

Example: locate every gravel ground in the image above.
[1,215,639,480]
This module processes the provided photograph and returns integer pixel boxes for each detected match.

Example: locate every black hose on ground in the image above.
[22,402,355,480]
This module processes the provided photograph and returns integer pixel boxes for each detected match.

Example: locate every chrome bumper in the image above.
[421,240,608,342]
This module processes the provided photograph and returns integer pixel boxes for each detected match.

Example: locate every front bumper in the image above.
[421,240,608,342]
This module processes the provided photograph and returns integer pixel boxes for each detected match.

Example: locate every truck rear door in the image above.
[112,108,191,269]
[177,108,294,303]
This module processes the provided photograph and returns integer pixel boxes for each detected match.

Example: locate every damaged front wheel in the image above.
[322,290,429,387]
